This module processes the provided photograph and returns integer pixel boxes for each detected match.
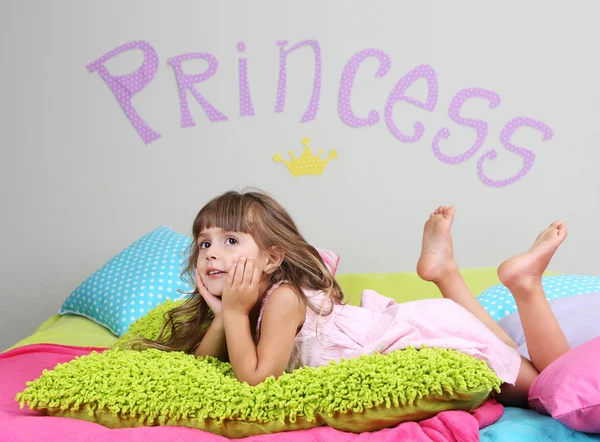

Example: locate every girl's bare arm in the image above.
[194,317,228,362]
[223,285,304,386]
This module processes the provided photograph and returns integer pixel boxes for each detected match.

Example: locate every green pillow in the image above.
[16,303,502,438]
[113,299,182,349]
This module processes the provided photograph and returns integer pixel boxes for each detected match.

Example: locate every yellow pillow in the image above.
[337,267,504,305]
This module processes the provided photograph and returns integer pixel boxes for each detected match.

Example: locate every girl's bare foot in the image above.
[497,221,568,293]
[417,206,459,283]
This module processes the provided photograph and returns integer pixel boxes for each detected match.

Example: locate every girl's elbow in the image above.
[194,348,228,362]
[238,372,267,386]
[245,378,264,387]
[239,370,283,387]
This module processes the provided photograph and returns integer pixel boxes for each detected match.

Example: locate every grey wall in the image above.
[2,0,599,350]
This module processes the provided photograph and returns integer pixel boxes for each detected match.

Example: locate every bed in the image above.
[2,267,599,441]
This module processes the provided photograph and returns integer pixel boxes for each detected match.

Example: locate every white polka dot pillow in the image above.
[477,275,600,321]
[60,227,193,336]
[59,227,341,337]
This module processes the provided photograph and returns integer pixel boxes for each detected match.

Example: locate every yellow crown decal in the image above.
[273,137,337,177]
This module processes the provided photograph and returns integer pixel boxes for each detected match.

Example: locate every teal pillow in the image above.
[59,227,193,336]
[478,275,600,321]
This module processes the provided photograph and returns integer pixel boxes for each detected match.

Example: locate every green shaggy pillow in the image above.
[16,302,502,438]
[113,299,183,349]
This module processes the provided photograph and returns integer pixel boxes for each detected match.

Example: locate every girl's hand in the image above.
[222,257,261,315]
[195,269,223,318]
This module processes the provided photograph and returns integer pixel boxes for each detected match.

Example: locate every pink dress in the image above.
[257,283,522,384]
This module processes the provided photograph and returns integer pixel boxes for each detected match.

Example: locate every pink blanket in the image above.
[0,344,503,441]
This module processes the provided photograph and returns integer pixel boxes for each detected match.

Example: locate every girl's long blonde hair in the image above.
[135,188,343,353]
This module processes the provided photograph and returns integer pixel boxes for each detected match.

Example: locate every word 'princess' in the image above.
[87,40,553,188]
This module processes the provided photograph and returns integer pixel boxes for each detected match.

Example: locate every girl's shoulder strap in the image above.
[265,281,285,298]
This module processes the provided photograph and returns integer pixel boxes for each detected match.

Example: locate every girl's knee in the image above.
[496,357,538,407]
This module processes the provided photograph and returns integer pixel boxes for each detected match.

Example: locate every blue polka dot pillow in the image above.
[478,275,600,321]
[60,227,193,336]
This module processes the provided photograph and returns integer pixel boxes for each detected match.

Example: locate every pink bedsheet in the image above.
[0,344,503,441]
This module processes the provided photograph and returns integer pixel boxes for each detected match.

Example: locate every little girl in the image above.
[142,189,570,408]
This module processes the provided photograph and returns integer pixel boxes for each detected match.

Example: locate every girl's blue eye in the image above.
[226,237,238,245]
[199,241,210,249]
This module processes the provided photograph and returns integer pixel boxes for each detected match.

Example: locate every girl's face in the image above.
[195,227,269,296]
